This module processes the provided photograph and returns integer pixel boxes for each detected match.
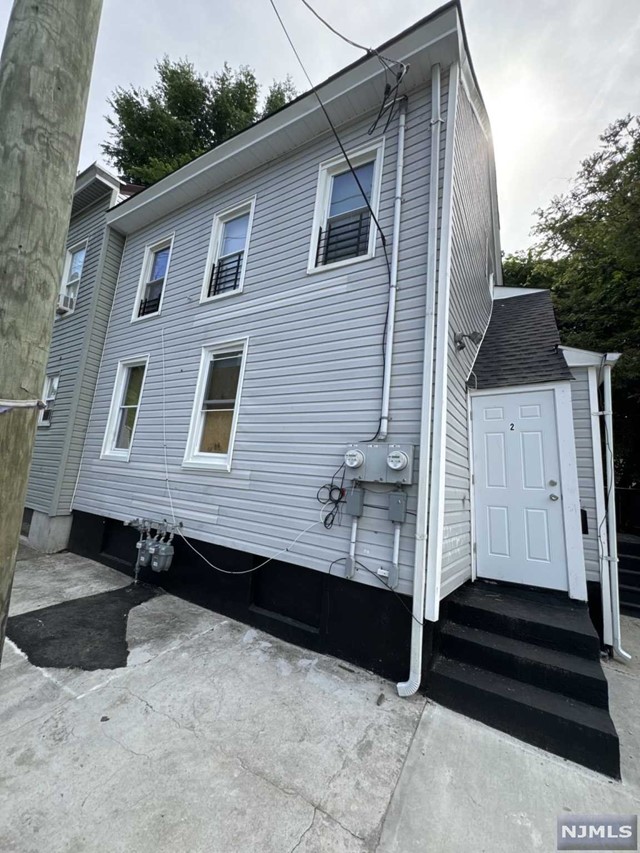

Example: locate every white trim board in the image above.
[561,346,621,369]
[424,60,459,623]
[588,366,613,645]
[493,286,546,300]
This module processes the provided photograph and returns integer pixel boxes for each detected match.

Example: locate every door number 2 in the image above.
[509,423,515,431]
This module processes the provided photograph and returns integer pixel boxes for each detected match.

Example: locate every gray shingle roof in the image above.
[470,290,572,389]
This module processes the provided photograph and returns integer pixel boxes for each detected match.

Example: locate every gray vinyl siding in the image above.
[570,366,600,582]
[440,84,494,599]
[73,80,444,595]
[25,191,120,516]
[56,227,126,512]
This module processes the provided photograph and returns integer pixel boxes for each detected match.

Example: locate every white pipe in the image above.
[603,361,631,661]
[379,97,408,441]
[397,65,442,697]
[588,367,613,646]
[391,522,401,588]
[346,517,359,579]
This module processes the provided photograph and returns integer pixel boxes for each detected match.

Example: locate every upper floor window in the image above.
[201,198,255,303]
[309,142,384,273]
[101,358,148,460]
[133,237,173,320]
[57,243,87,315]
[38,374,59,426]
[183,341,248,470]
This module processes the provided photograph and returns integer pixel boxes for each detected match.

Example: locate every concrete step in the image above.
[428,656,620,778]
[446,582,601,660]
[438,622,609,709]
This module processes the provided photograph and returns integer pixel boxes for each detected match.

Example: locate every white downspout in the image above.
[397,65,442,697]
[379,97,408,441]
[603,359,631,661]
[588,366,612,647]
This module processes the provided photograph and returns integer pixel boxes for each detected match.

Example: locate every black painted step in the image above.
[620,568,640,589]
[621,601,640,619]
[439,622,609,708]
[618,534,640,558]
[619,554,640,576]
[428,657,620,778]
[447,582,601,660]
[620,584,640,607]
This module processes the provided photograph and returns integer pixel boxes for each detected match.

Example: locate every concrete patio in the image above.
[1,545,639,852]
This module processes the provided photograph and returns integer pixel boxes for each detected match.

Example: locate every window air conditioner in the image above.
[56,293,75,315]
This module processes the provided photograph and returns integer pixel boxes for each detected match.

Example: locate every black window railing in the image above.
[208,252,243,297]
[316,209,371,266]
[138,295,161,317]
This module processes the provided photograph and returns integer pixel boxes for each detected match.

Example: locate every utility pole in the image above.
[0,0,103,663]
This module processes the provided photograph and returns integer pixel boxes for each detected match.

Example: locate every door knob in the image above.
[549,493,559,501]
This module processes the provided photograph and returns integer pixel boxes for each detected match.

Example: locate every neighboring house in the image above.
[49,2,623,775]
[23,164,138,552]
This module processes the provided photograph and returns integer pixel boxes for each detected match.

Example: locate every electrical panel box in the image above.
[345,485,364,517]
[343,443,415,485]
[388,491,408,523]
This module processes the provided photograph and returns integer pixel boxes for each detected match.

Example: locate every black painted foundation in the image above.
[68,511,434,684]
[587,580,606,648]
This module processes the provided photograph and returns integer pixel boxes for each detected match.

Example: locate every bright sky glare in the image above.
[1,0,639,251]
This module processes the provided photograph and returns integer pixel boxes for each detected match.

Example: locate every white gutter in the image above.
[379,97,408,440]
[602,357,631,661]
[397,64,443,697]
[424,61,459,624]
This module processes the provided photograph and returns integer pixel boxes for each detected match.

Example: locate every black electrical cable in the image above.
[297,0,408,137]
[269,0,389,262]
[298,0,408,82]
[268,0,395,444]
[316,462,346,528]
[328,557,422,626]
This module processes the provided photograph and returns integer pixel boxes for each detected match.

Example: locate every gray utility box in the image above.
[343,443,415,485]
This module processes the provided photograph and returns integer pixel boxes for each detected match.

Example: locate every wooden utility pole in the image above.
[0,0,103,663]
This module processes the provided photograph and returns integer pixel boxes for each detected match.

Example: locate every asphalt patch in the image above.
[7,584,163,670]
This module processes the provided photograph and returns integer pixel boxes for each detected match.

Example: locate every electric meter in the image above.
[387,449,409,471]
[344,448,365,469]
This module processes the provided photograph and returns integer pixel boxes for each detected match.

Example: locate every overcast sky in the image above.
[2,0,639,251]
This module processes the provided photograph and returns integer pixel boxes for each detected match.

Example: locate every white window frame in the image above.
[57,240,88,316]
[200,197,256,304]
[101,356,149,461]
[183,338,249,471]
[131,234,174,322]
[38,374,60,427]
[307,139,385,275]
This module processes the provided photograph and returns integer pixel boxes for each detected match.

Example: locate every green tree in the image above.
[503,116,640,485]
[103,58,296,185]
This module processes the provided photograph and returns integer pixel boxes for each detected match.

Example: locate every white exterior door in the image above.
[471,388,568,591]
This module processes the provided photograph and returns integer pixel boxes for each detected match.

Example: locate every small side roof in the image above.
[471,290,573,389]
[71,163,141,218]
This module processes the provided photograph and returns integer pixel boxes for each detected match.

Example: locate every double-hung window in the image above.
[202,198,255,302]
[309,142,383,272]
[58,243,87,313]
[134,237,173,319]
[184,341,247,469]
[38,375,59,426]
[102,359,148,459]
